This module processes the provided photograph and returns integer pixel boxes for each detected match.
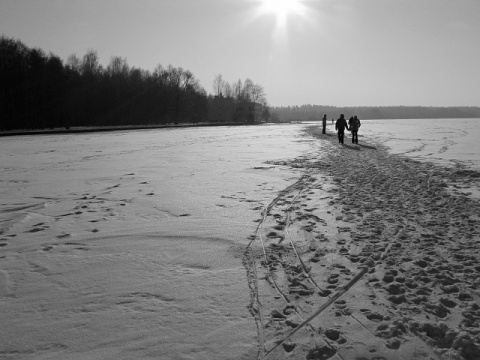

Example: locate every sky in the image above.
[1,0,480,107]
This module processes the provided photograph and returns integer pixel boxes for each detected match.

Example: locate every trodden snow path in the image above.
[243,126,480,360]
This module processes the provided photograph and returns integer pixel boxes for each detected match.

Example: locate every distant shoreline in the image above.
[2,118,479,137]
[0,122,254,137]
[270,104,480,123]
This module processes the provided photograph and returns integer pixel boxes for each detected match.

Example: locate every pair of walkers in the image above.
[335,114,361,144]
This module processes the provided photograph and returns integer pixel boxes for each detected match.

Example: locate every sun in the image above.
[258,0,305,28]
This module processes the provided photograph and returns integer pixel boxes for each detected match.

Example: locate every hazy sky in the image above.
[1,0,479,107]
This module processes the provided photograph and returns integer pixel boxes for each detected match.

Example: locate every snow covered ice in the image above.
[0,125,313,360]
[1,119,480,359]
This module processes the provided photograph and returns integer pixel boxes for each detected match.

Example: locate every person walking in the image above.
[348,115,361,144]
[322,114,327,134]
[335,114,349,144]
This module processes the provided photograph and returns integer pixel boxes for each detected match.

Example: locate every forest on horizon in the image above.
[0,35,209,131]
[2,35,480,131]
[269,105,480,123]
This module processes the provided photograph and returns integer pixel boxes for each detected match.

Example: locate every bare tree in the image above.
[81,49,102,75]
[210,75,267,103]
[66,54,81,73]
[242,78,254,101]
[232,79,243,100]
[107,56,129,77]
[251,83,266,103]
[223,82,233,98]
[181,69,200,91]
[212,74,224,96]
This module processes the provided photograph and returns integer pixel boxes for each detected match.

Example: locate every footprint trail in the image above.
[243,126,480,360]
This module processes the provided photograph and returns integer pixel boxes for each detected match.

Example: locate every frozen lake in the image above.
[1,124,321,243]
[360,118,480,170]
[1,119,479,359]
[0,124,326,360]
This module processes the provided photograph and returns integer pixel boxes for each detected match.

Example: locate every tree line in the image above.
[4,35,477,130]
[270,104,480,122]
[0,35,209,131]
[211,74,266,104]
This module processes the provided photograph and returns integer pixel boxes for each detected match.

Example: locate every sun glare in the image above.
[258,0,305,28]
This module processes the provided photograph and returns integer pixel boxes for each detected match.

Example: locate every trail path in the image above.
[243,126,480,360]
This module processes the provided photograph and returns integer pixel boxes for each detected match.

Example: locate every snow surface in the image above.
[360,118,480,171]
[0,124,316,360]
[1,119,479,359]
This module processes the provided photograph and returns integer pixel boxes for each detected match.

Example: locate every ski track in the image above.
[243,126,480,360]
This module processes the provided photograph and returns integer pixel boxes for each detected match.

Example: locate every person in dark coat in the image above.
[348,115,361,144]
[335,114,349,144]
[322,114,327,134]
